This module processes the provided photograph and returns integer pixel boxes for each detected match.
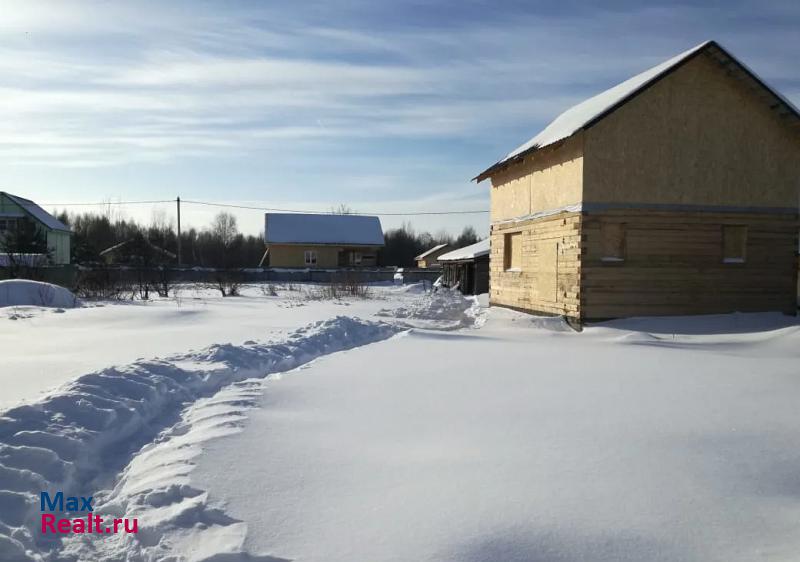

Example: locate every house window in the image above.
[304,250,317,266]
[0,219,14,232]
[0,219,6,232]
[722,225,747,263]
[601,222,626,262]
[350,252,362,265]
[503,232,522,271]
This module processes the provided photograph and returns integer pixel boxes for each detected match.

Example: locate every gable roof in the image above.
[415,243,449,261]
[264,213,384,246]
[438,238,490,262]
[99,238,177,259]
[475,40,800,182]
[1,192,70,232]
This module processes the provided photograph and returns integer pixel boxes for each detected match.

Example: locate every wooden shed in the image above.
[475,40,799,323]
[439,239,490,295]
[415,244,449,268]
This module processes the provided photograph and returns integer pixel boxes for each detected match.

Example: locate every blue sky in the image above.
[1,0,798,235]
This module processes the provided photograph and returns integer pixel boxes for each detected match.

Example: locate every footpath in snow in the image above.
[0,283,429,409]
[133,308,798,562]
[0,285,480,561]
[0,315,403,560]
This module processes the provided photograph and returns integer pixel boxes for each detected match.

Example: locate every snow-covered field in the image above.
[0,283,433,408]
[1,283,799,562]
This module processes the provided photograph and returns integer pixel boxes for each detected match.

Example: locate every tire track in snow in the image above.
[0,316,401,561]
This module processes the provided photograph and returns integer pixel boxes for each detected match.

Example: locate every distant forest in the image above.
[52,210,481,268]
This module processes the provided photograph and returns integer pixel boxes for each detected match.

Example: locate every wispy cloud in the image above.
[0,0,797,233]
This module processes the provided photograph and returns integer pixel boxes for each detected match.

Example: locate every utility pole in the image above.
[176,196,182,267]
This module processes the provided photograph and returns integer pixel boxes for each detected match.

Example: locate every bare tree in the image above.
[101,198,126,224]
[150,208,174,239]
[331,204,354,215]
[210,212,238,248]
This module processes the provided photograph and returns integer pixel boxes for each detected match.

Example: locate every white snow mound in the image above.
[377,287,483,329]
[0,315,400,561]
[0,279,77,309]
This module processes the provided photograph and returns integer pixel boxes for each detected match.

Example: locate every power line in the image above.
[44,197,489,216]
[182,199,488,216]
[44,199,175,206]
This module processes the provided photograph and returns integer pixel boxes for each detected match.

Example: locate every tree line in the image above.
[8,210,481,269]
[53,210,265,268]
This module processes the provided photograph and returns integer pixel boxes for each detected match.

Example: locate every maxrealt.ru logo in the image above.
[40,492,138,535]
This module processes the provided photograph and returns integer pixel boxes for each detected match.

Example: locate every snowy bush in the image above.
[261,283,279,297]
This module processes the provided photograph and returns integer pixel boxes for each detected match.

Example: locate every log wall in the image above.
[580,210,799,320]
[490,212,582,319]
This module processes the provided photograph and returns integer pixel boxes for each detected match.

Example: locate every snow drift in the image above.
[0,280,77,309]
[377,287,484,329]
[0,316,400,561]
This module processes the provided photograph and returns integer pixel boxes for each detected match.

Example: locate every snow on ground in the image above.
[376,286,483,330]
[0,315,401,561]
[0,283,435,408]
[2,284,799,562]
[0,280,77,311]
[85,307,799,562]
[0,283,478,561]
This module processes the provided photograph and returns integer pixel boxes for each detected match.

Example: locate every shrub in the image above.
[214,271,242,297]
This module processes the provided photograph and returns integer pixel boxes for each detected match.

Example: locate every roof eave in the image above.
[265,242,384,248]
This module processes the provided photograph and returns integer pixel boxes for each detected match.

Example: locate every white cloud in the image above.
[1,0,797,237]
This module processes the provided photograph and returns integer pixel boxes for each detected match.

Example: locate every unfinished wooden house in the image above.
[475,40,800,322]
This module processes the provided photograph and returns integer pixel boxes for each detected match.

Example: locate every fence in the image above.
[1,265,442,288]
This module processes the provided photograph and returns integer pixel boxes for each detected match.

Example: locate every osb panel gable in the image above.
[583,53,800,208]
[489,134,584,222]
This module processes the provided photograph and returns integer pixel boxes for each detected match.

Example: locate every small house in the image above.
[0,192,70,265]
[439,239,490,295]
[415,244,449,268]
[263,213,384,268]
[99,235,176,267]
[475,40,799,322]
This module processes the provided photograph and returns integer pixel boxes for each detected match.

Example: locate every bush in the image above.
[261,283,279,297]
[304,273,371,300]
[73,267,131,300]
[154,267,173,298]
[214,271,243,297]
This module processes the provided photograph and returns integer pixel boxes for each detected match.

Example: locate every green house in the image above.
[0,192,70,265]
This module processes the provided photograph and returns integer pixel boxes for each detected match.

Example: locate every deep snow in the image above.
[164,310,800,562]
[0,283,430,408]
[0,315,402,561]
[1,285,799,562]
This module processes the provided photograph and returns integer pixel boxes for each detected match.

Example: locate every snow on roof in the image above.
[438,238,490,262]
[475,40,800,181]
[99,238,177,258]
[415,243,448,260]
[265,213,384,246]
[2,192,70,231]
